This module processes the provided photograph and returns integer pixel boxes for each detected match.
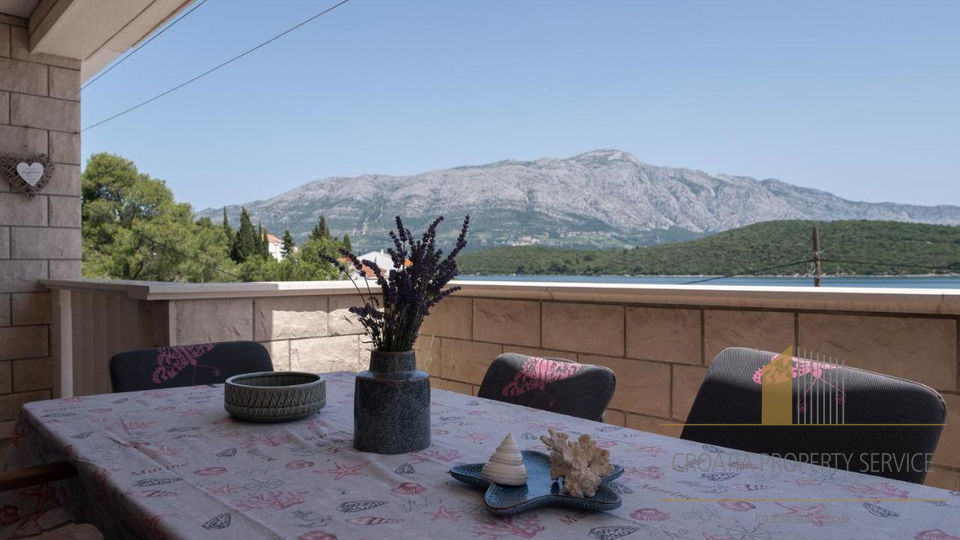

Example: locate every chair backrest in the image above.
[477,353,616,422]
[681,347,946,484]
[109,341,273,393]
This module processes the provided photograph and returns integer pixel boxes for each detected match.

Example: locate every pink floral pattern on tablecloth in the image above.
[1,371,957,540]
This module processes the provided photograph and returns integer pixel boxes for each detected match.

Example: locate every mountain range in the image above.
[199,150,960,251]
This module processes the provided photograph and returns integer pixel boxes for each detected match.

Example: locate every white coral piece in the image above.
[539,428,614,497]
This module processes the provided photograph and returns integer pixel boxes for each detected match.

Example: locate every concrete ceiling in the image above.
[1,0,195,81]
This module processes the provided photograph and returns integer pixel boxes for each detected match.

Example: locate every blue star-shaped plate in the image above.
[449,450,623,516]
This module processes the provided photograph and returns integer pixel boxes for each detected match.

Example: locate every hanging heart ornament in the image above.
[1,154,54,199]
[16,162,44,186]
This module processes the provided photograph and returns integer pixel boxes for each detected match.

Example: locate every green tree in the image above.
[282,229,296,257]
[82,153,347,284]
[298,236,346,280]
[81,153,236,282]
[231,208,259,263]
[185,217,236,282]
[238,256,279,282]
[342,233,352,252]
[276,251,324,280]
[311,215,330,240]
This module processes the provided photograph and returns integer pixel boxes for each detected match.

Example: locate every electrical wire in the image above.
[77,0,212,95]
[81,0,355,132]
[682,259,814,285]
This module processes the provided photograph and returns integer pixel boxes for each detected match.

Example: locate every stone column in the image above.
[0,14,81,430]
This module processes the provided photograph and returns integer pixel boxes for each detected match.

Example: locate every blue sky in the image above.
[81,0,959,211]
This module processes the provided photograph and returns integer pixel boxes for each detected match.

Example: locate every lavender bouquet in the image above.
[333,215,470,353]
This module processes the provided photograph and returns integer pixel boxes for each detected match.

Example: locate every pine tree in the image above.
[342,233,352,252]
[282,229,295,258]
[311,215,330,240]
[230,208,259,263]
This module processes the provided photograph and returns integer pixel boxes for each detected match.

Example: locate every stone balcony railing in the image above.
[39,278,960,490]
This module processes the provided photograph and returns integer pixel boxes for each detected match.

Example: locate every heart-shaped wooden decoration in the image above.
[0,154,54,199]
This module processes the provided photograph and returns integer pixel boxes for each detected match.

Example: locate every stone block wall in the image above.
[167,295,374,376]
[417,295,960,491]
[0,15,80,433]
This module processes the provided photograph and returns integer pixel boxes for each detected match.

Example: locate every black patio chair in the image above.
[478,353,616,422]
[109,341,273,393]
[680,347,946,484]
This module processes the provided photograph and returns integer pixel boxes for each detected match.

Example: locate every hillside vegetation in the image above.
[458,220,960,276]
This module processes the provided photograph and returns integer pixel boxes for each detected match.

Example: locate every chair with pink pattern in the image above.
[681,347,946,484]
[477,353,616,421]
[109,341,273,392]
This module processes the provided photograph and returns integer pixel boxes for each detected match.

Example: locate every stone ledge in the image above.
[38,279,960,315]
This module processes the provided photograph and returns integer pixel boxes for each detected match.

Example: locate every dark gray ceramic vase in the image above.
[353,350,431,454]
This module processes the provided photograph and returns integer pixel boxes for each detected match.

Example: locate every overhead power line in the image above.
[81,0,355,132]
[77,0,212,95]
[683,259,814,285]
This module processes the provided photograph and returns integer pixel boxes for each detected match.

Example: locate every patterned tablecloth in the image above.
[2,371,959,540]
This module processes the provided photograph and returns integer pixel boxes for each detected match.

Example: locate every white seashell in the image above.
[481,433,528,486]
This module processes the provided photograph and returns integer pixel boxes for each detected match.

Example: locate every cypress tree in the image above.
[222,207,233,242]
[257,222,263,258]
[231,207,259,263]
[311,215,330,240]
[342,233,352,252]
[282,229,295,257]
[258,223,270,259]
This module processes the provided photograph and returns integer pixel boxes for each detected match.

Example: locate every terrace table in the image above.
[2,372,958,540]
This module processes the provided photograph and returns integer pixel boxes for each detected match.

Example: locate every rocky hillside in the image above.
[198,150,960,251]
